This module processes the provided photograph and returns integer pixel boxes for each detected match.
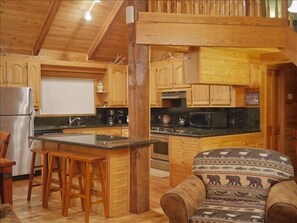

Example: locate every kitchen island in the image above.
[29,133,156,218]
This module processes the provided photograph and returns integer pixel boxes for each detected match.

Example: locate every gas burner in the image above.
[151,126,175,133]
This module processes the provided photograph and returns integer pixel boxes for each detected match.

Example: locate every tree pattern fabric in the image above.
[190,148,294,223]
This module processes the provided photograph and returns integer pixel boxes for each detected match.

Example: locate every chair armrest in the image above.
[160,175,206,223]
[266,180,297,223]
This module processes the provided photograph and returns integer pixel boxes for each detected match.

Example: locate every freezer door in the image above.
[0,115,34,176]
[0,86,33,115]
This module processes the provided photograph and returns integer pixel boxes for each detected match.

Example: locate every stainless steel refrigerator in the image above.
[0,86,35,176]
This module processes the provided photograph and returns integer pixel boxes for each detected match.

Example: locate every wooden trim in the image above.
[87,0,124,60]
[32,0,62,56]
[136,12,288,48]
[260,52,291,64]
[138,12,287,27]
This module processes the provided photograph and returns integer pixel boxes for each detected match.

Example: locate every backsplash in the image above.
[151,107,260,129]
[35,108,128,127]
[35,107,259,130]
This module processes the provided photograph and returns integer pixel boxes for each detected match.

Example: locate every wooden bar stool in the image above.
[43,150,70,211]
[27,147,52,206]
[63,153,108,223]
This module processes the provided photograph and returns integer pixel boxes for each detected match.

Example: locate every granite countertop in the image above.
[29,133,156,150]
[150,127,261,138]
[34,124,128,131]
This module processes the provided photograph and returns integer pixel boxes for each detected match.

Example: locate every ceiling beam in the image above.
[87,0,124,60]
[32,0,62,56]
[136,12,287,48]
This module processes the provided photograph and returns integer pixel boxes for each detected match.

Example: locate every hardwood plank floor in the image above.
[11,175,170,223]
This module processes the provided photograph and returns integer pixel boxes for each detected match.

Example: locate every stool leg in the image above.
[27,151,36,201]
[98,161,109,218]
[54,156,63,199]
[41,153,48,207]
[84,161,91,223]
[77,162,85,210]
[64,159,75,216]
[44,154,54,208]
[61,156,67,214]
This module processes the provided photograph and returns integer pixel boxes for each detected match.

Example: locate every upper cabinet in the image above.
[149,63,162,107]
[107,64,128,107]
[155,58,191,90]
[0,56,41,108]
[1,57,27,87]
[189,84,232,107]
[184,47,250,85]
[249,63,265,88]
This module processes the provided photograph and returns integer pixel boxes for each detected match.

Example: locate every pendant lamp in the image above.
[288,0,297,13]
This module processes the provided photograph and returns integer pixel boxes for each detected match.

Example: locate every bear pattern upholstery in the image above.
[190,148,294,223]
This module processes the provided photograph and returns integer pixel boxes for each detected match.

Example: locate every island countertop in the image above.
[29,133,156,149]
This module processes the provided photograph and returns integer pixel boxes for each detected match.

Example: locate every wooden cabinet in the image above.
[249,63,264,87]
[96,64,128,107]
[63,126,128,137]
[27,61,41,108]
[169,132,265,187]
[0,56,41,108]
[107,64,128,107]
[184,47,250,85]
[169,136,200,187]
[1,56,27,87]
[155,58,191,90]
[149,63,161,107]
[189,84,232,107]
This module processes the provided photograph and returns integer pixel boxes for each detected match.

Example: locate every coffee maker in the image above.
[107,109,115,125]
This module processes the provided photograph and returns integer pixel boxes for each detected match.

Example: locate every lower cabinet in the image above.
[169,132,265,187]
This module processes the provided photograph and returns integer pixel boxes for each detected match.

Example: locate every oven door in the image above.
[150,134,169,171]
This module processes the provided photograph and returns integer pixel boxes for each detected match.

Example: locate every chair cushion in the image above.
[190,198,265,223]
[192,148,294,203]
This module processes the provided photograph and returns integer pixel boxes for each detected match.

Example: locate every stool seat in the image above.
[64,152,108,223]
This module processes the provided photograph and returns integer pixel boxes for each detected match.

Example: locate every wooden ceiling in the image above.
[0,0,129,63]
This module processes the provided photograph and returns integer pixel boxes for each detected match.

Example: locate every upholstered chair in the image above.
[161,148,297,223]
[0,131,11,158]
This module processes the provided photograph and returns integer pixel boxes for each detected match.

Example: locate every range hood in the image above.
[161,91,187,99]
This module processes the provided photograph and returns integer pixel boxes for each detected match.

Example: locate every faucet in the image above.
[69,117,81,126]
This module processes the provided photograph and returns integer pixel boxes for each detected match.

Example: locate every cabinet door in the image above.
[170,136,200,187]
[210,85,231,105]
[156,62,173,89]
[150,63,161,107]
[6,59,28,87]
[27,61,41,108]
[172,59,191,89]
[108,64,128,106]
[0,57,6,86]
[191,84,210,106]
[250,64,262,87]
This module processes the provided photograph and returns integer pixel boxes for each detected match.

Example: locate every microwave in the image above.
[189,111,227,128]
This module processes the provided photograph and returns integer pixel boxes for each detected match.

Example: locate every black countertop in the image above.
[150,127,261,137]
[29,133,156,150]
[34,124,128,131]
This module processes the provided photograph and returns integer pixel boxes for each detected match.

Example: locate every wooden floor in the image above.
[11,175,170,223]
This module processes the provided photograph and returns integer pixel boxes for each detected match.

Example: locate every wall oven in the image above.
[150,134,169,171]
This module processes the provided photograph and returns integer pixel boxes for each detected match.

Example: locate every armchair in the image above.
[161,148,297,223]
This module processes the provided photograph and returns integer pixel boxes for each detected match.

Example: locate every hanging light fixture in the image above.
[84,0,101,21]
[288,0,297,13]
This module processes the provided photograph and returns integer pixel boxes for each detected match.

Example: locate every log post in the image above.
[127,0,150,214]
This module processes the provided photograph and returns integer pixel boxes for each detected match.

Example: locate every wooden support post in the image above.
[127,0,150,214]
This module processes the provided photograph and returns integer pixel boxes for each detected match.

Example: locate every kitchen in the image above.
[1,0,297,222]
